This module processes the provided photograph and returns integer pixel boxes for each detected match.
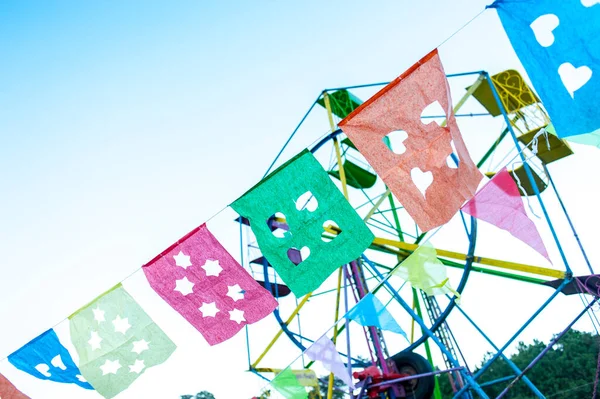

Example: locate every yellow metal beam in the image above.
[271,217,563,279]
[363,188,391,222]
[254,368,280,373]
[250,293,312,369]
[323,91,346,399]
[373,237,565,279]
[324,92,349,200]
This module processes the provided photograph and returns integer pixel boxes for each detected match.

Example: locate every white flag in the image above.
[304,335,354,389]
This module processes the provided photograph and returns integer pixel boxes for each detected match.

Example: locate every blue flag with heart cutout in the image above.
[490,0,600,138]
[346,293,407,340]
[8,329,93,390]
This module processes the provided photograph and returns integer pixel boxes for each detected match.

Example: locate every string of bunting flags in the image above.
[2,0,598,397]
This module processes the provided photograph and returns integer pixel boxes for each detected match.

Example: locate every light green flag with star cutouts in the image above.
[68,284,176,398]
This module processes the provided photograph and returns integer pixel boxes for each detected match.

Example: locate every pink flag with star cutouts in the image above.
[461,168,550,262]
[142,224,278,345]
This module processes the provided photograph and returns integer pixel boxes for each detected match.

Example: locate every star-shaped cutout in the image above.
[112,315,131,334]
[201,259,223,277]
[199,302,219,317]
[174,276,195,295]
[88,331,102,350]
[131,339,150,355]
[129,359,146,374]
[100,359,121,375]
[229,308,246,324]
[93,306,105,323]
[226,284,245,302]
[173,250,192,269]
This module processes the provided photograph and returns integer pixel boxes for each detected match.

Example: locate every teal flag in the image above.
[69,284,176,398]
[346,293,407,339]
[231,150,374,296]
[567,132,600,148]
[547,123,600,149]
[271,368,308,399]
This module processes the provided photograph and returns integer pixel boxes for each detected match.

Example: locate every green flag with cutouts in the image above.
[69,284,176,398]
[231,150,374,296]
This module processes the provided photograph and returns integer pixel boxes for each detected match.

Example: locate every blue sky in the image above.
[2,1,600,398]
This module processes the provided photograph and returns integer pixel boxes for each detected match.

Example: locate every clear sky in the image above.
[1,1,600,398]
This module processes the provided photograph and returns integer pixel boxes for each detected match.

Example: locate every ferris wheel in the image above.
[237,67,595,399]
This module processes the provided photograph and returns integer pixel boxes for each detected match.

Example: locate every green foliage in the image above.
[438,330,599,399]
[181,391,216,399]
[249,374,346,399]
[252,390,271,399]
[307,376,347,399]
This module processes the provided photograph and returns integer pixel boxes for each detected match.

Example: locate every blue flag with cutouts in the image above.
[490,0,600,138]
[8,329,93,390]
[346,293,407,340]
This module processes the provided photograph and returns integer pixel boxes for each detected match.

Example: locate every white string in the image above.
[509,126,550,219]
[0,121,343,362]
[3,4,494,384]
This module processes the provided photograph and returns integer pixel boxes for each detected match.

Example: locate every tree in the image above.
[438,329,599,399]
[250,390,271,399]
[195,392,216,399]
[250,376,345,399]
[307,376,347,399]
[181,391,216,399]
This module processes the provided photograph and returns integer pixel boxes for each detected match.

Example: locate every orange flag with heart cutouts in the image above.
[339,49,482,232]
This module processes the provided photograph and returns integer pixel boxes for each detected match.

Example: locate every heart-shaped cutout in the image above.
[268,212,289,238]
[530,14,559,47]
[322,220,341,241]
[300,246,310,260]
[411,167,434,198]
[295,191,318,212]
[51,355,67,370]
[384,130,408,154]
[273,229,287,238]
[558,62,592,98]
[287,246,310,265]
[581,0,600,7]
[420,101,446,126]
[446,154,458,169]
[446,140,459,169]
[35,363,52,377]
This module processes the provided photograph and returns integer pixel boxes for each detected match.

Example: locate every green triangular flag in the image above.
[271,368,308,399]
